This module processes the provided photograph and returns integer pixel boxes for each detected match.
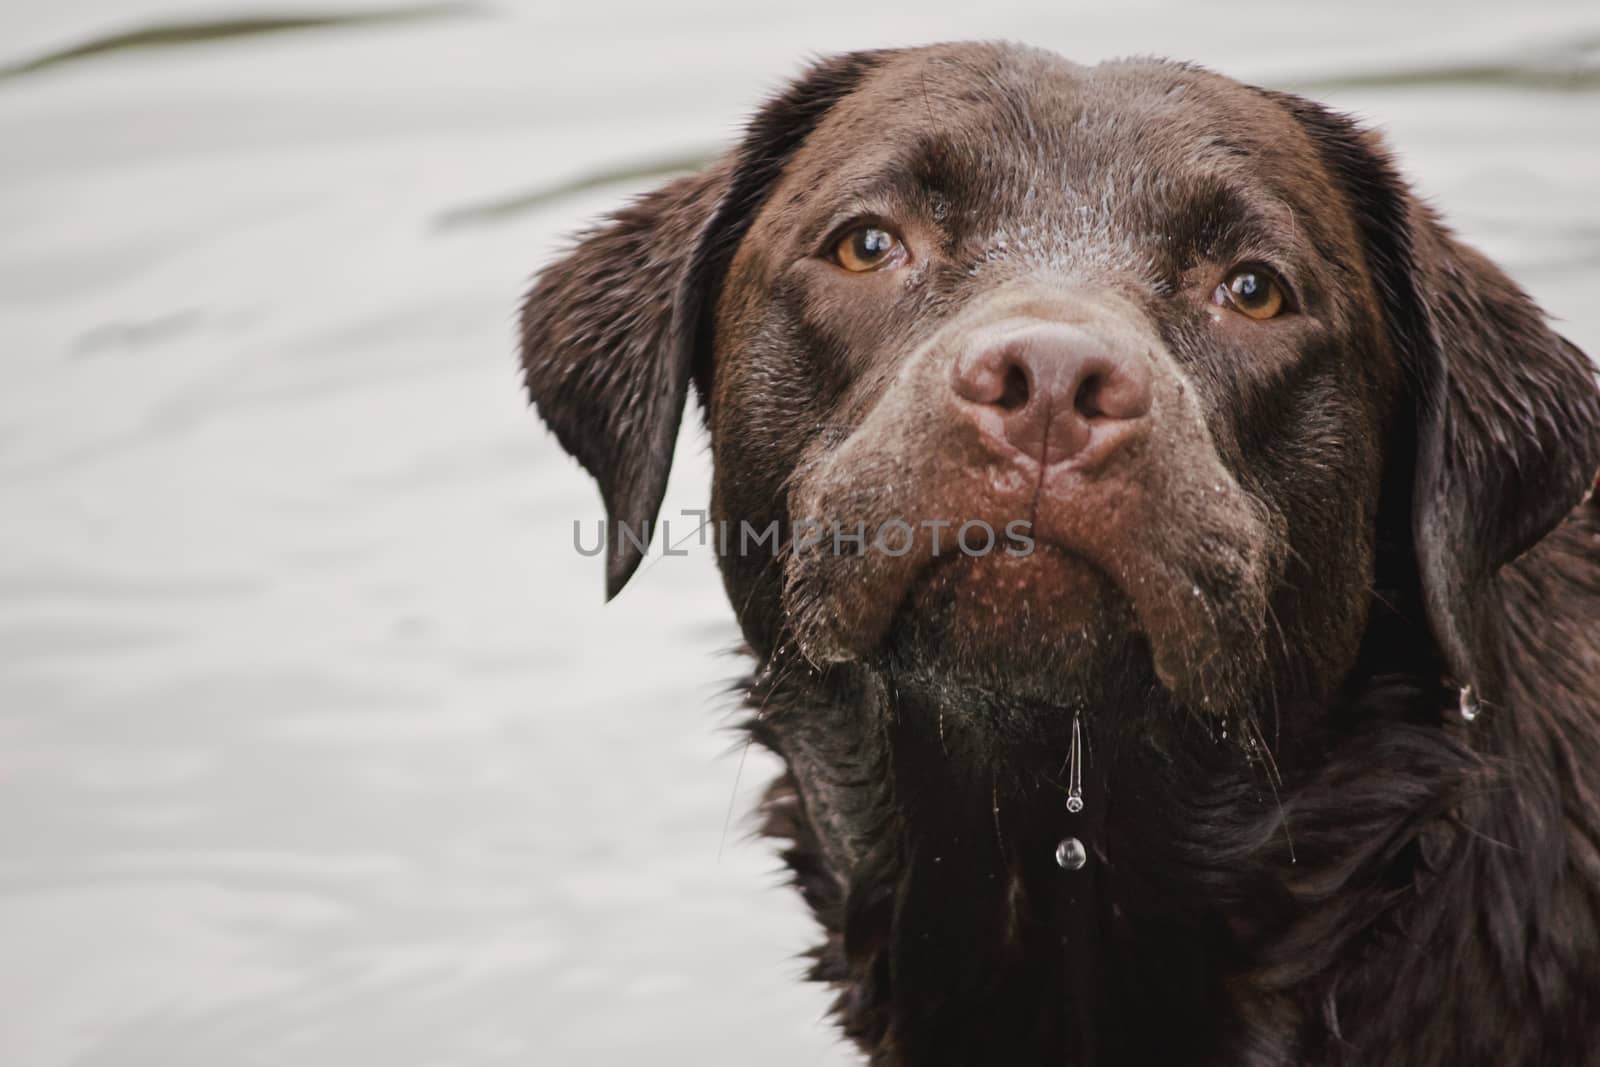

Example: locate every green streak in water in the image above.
[434,149,718,229]
[0,3,481,82]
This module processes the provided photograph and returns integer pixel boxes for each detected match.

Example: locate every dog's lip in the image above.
[906,535,1102,594]
[785,468,1144,665]
[873,533,1119,646]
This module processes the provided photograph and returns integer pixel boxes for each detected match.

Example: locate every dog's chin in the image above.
[876,546,1151,711]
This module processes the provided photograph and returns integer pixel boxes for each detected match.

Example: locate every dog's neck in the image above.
[748,647,1558,1066]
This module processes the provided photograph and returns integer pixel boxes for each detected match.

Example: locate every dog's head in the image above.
[522,44,1599,727]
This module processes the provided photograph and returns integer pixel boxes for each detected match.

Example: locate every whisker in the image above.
[718,736,755,861]
[1244,714,1296,864]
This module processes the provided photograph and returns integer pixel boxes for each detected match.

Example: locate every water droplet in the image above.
[1055,837,1088,870]
[1065,712,1085,814]
[1459,685,1481,722]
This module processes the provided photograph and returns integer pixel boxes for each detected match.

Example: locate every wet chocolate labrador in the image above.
[519,43,1600,1066]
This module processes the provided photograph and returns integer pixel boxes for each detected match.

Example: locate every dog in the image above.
[518,43,1600,1066]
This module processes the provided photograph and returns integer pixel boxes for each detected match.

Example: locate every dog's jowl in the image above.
[519,43,1600,1067]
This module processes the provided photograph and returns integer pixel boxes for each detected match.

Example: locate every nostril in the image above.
[1074,372,1105,420]
[997,364,1030,411]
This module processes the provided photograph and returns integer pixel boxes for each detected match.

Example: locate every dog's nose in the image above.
[950,320,1153,467]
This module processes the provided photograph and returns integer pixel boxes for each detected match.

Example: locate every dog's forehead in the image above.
[772,46,1335,231]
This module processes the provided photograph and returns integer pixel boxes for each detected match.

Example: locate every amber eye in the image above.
[1215,266,1287,320]
[832,226,903,272]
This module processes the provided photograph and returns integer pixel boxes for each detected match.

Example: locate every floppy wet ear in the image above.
[1402,214,1600,696]
[1272,93,1600,695]
[519,164,729,599]
[519,49,891,599]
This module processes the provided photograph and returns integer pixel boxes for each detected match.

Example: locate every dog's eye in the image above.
[1214,266,1287,320]
[831,226,904,272]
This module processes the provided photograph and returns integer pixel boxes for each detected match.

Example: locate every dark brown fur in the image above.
[519,43,1600,1065]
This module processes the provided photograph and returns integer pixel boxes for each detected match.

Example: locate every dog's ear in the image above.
[1272,92,1600,695]
[520,50,892,599]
